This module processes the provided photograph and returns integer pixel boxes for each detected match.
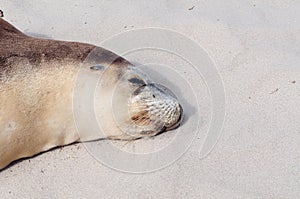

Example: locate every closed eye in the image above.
[128,77,146,86]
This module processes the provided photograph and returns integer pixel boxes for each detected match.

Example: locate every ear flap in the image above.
[90,65,105,71]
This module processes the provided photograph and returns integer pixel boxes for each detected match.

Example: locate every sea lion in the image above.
[0,18,183,170]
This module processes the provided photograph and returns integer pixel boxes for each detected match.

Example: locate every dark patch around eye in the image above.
[152,94,155,98]
[90,65,105,70]
[128,77,146,86]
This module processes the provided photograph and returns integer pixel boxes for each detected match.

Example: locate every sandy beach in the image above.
[0,1,299,198]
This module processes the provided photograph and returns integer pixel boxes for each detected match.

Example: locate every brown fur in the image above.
[0,18,130,78]
[0,19,181,170]
[0,18,131,170]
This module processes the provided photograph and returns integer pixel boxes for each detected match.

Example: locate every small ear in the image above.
[128,77,146,86]
[90,65,105,70]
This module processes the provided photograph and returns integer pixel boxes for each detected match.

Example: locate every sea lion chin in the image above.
[0,18,183,170]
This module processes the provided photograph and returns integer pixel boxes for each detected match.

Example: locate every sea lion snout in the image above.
[128,82,183,136]
[165,104,183,131]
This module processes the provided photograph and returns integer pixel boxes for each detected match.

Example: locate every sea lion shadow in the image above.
[0,139,107,172]
[26,32,52,39]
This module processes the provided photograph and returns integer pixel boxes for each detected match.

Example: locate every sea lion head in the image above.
[102,66,183,140]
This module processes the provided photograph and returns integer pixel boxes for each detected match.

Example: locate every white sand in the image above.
[0,0,299,198]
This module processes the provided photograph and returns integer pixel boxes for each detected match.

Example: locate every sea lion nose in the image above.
[165,103,183,131]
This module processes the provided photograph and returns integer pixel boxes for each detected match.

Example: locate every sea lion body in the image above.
[0,19,182,170]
